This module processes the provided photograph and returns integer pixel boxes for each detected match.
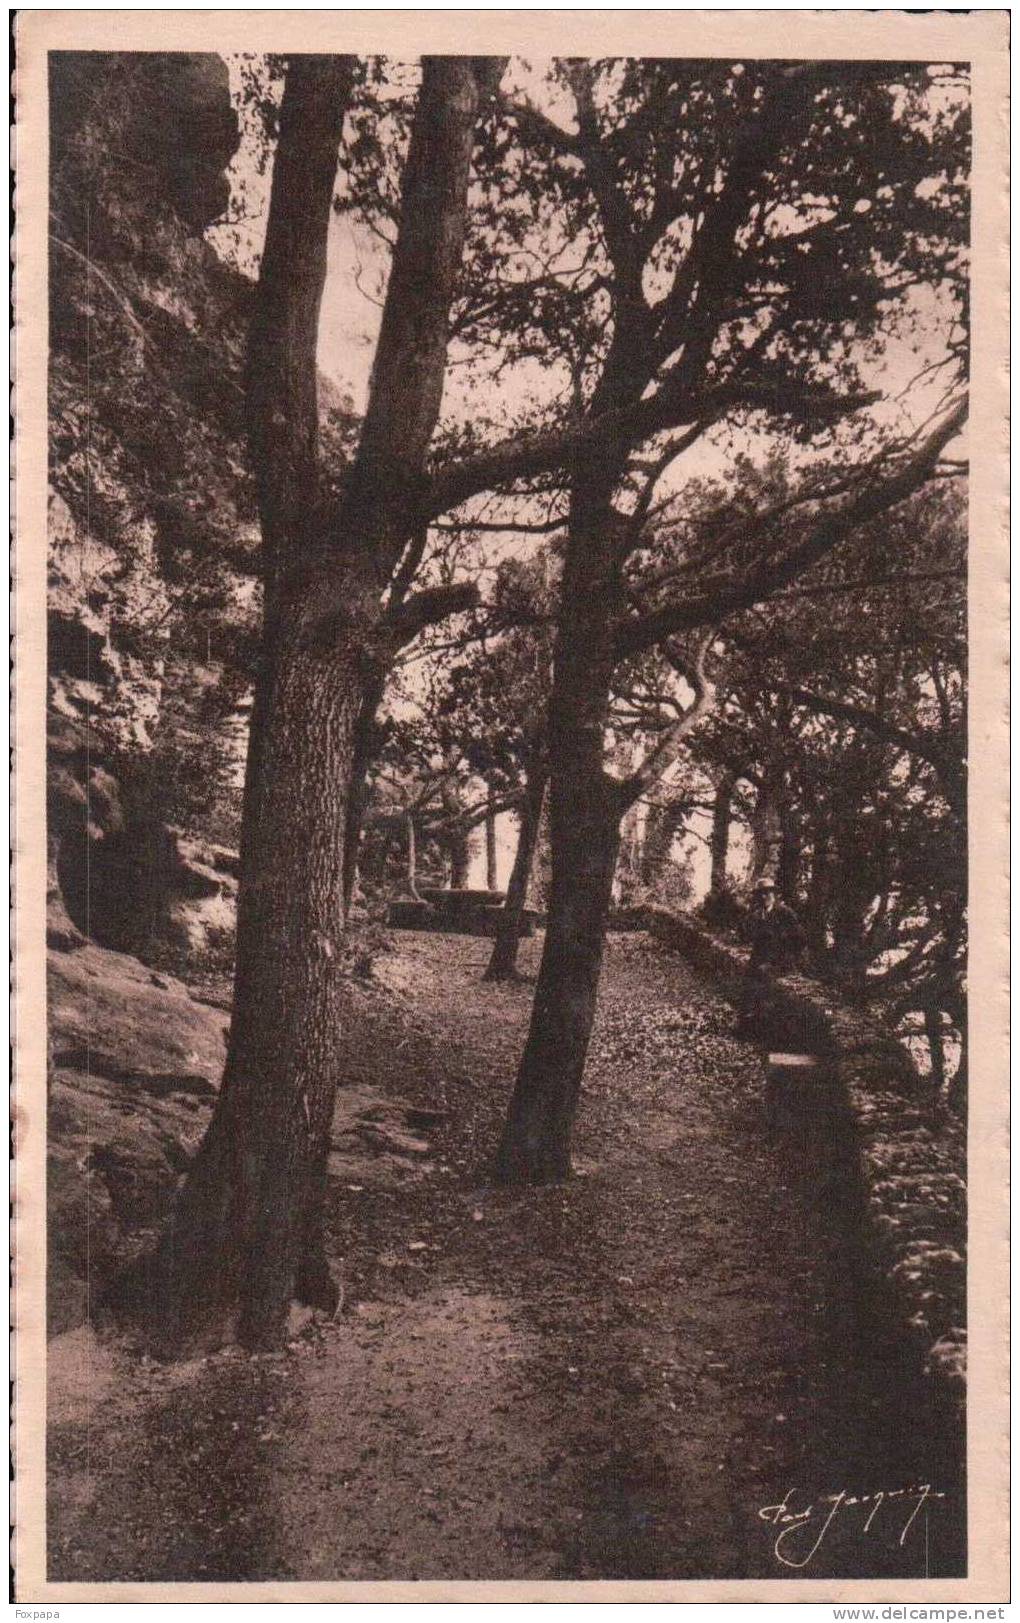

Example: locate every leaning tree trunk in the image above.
[484,763,546,982]
[494,766,620,1181]
[495,457,624,1183]
[493,482,713,1181]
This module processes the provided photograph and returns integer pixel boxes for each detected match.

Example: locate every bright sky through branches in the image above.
[207,52,968,501]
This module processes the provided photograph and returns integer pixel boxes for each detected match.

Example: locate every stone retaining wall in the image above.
[645,907,967,1417]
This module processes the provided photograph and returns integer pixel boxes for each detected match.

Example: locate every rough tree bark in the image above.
[113,55,502,1351]
[484,761,546,981]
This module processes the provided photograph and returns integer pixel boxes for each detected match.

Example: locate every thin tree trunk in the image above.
[777,801,800,905]
[406,810,424,901]
[947,1034,967,1116]
[485,784,499,890]
[494,771,619,1181]
[804,814,831,970]
[616,793,644,903]
[484,763,546,981]
[924,1002,946,1101]
[708,770,736,898]
[440,775,473,887]
[531,779,553,909]
[495,454,624,1183]
[640,795,689,893]
[448,832,471,888]
[750,775,780,883]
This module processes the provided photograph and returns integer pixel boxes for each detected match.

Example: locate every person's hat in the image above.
[754,876,776,893]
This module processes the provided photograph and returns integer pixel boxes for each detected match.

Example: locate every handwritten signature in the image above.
[758,1484,946,1570]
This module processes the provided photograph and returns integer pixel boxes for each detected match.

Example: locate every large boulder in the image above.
[50,52,240,231]
[71,823,238,966]
[47,941,228,1334]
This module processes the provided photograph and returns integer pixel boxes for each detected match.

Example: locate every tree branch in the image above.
[341,56,508,568]
[617,632,715,808]
[778,684,964,809]
[425,376,875,520]
[386,581,481,647]
[613,397,968,661]
[498,93,580,156]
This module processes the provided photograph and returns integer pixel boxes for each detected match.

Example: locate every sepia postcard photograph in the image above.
[12,7,1009,1604]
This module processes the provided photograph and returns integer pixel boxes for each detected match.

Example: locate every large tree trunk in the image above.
[484,763,546,981]
[110,54,503,1351]
[117,609,364,1349]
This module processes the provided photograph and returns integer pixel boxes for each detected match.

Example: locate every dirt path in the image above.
[48,932,960,1582]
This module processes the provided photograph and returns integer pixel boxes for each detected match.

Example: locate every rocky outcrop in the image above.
[47,52,259,963]
[47,940,229,1334]
[45,933,449,1335]
[50,52,241,230]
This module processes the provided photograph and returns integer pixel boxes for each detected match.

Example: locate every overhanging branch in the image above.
[613,397,968,662]
[617,631,716,809]
[386,581,481,647]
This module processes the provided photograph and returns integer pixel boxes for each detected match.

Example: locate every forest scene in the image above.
[45,47,969,1583]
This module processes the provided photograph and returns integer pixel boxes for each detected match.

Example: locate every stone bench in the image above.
[387,893,540,938]
[764,1050,841,1129]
